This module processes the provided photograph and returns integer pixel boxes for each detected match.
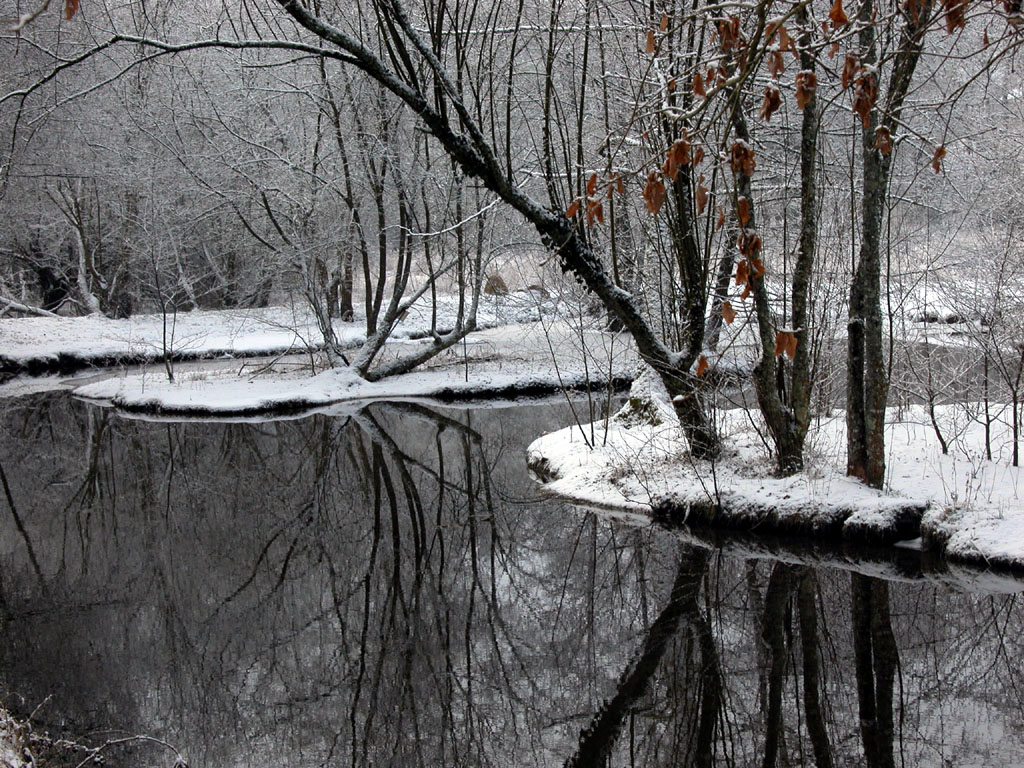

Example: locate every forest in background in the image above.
[2,0,1024,477]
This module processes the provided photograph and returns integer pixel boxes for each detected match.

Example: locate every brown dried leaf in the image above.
[696,354,710,377]
[65,0,80,20]
[716,206,726,231]
[738,231,764,259]
[696,178,709,215]
[646,29,656,54]
[852,72,877,127]
[692,147,705,166]
[829,0,850,28]
[722,301,737,325]
[737,196,751,227]
[795,71,817,111]
[693,72,707,98]
[872,126,894,155]
[717,16,742,51]
[944,0,968,33]
[768,50,786,78]
[931,145,947,173]
[730,141,756,176]
[586,172,598,196]
[586,199,604,226]
[771,23,794,52]
[566,200,580,218]
[643,171,667,214]
[759,86,782,122]
[735,259,749,286]
[841,52,861,90]
[775,331,798,359]
[660,12,669,31]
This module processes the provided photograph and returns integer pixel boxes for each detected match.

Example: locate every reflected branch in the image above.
[564,546,715,768]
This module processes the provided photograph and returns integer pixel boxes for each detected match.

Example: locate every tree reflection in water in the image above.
[1,394,1024,766]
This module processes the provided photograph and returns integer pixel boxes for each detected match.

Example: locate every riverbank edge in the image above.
[77,372,636,418]
[528,448,931,547]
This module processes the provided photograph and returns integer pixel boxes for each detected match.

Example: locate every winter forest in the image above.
[3,0,1024,766]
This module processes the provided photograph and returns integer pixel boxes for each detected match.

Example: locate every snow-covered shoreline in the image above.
[527,371,1024,573]
[0,293,557,378]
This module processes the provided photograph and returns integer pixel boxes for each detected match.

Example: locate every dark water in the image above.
[2,393,1024,767]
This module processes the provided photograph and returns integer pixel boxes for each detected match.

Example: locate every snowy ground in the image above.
[65,320,636,416]
[0,290,558,376]
[527,370,1024,572]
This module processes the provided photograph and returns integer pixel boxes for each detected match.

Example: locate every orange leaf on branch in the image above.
[829,0,850,28]
[872,126,894,155]
[768,51,786,78]
[735,259,749,287]
[931,145,947,173]
[643,171,667,214]
[852,72,877,127]
[65,0,80,20]
[696,354,710,377]
[841,52,861,90]
[693,72,707,98]
[566,200,580,218]
[768,22,794,52]
[696,177,709,215]
[737,196,751,227]
[775,331,798,359]
[646,29,656,53]
[662,138,691,181]
[795,71,817,111]
[944,0,968,33]
[716,206,726,231]
[759,86,782,122]
[717,16,742,51]
[722,301,737,325]
[730,141,756,177]
[586,173,598,196]
[660,12,669,31]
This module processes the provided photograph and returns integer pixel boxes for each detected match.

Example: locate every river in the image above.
[1,393,1023,766]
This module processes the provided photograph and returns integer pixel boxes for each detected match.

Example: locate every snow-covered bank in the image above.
[71,322,638,417]
[0,292,554,378]
[0,707,29,768]
[528,372,1024,570]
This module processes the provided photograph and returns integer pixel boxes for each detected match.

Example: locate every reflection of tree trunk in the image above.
[761,564,796,768]
[0,460,47,595]
[798,569,833,768]
[851,573,897,768]
[564,546,717,768]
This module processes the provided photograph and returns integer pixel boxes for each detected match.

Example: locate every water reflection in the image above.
[1,394,1024,766]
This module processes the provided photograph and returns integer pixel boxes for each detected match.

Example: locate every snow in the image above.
[70,320,638,417]
[0,291,558,373]
[529,371,1024,571]
[0,709,29,768]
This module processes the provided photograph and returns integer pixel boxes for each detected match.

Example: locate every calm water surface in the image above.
[2,393,1024,767]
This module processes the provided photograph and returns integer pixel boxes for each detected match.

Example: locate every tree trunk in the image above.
[798,569,833,768]
[847,0,932,488]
